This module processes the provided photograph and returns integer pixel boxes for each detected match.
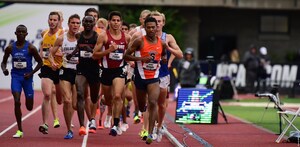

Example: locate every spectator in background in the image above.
[257,46,270,93]
[177,48,200,88]
[242,44,259,94]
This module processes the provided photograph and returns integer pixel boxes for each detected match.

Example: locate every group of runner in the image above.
[1,8,183,144]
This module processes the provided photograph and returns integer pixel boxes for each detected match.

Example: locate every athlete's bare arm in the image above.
[39,30,47,58]
[1,44,13,75]
[66,32,81,60]
[49,34,64,68]
[124,36,151,63]
[26,44,43,79]
[166,34,183,59]
[125,34,131,45]
[161,42,168,64]
[92,31,117,60]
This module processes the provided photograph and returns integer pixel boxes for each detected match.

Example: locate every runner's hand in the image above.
[24,72,32,79]
[66,54,73,60]
[3,69,9,76]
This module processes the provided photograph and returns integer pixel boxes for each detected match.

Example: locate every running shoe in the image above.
[152,125,158,141]
[53,119,60,128]
[39,124,49,134]
[109,126,122,136]
[64,130,73,139]
[98,120,104,129]
[139,129,148,140]
[97,125,104,129]
[120,123,129,132]
[104,115,112,128]
[88,119,97,133]
[157,128,164,142]
[133,115,140,124]
[79,126,86,136]
[146,134,153,144]
[13,130,23,138]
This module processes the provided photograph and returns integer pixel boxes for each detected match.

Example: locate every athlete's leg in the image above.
[111,78,125,129]
[51,85,60,128]
[75,75,88,128]
[84,86,92,120]
[60,80,73,132]
[23,77,34,111]
[157,87,167,129]
[41,78,54,126]
[131,81,140,122]
[102,85,113,128]
[72,84,77,110]
[147,82,160,137]
[88,81,100,132]
[12,92,22,131]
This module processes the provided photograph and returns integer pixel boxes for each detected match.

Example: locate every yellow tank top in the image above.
[41,29,63,67]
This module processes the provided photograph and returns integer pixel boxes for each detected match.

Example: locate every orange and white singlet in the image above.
[135,36,163,79]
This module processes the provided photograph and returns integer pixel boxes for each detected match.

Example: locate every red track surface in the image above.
[0,90,297,147]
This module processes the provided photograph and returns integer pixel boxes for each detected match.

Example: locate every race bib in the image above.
[80,50,92,58]
[109,52,123,60]
[59,68,64,75]
[42,48,49,58]
[13,61,27,69]
[143,63,158,70]
[67,57,79,64]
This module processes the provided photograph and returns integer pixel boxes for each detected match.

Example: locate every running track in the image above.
[0,90,297,147]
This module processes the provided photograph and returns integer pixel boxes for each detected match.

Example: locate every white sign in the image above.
[0,3,98,89]
[216,63,298,88]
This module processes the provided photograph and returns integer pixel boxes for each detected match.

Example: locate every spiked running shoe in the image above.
[39,124,49,134]
[53,119,60,128]
[88,119,97,133]
[79,126,87,136]
[157,128,164,142]
[104,115,112,128]
[146,135,153,144]
[120,123,129,132]
[133,115,141,124]
[109,126,122,136]
[64,130,73,139]
[139,129,148,140]
[13,130,23,138]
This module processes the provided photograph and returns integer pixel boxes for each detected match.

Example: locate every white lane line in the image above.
[0,105,41,136]
[0,96,13,103]
[81,121,90,147]
[164,126,184,147]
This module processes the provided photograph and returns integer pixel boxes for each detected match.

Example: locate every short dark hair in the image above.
[16,24,27,31]
[122,22,129,28]
[144,16,157,26]
[84,8,99,19]
[108,11,122,21]
[68,14,81,24]
[49,11,61,21]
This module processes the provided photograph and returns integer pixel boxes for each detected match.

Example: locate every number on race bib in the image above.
[42,48,49,58]
[13,61,27,69]
[109,52,123,60]
[80,51,92,58]
[143,63,158,70]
